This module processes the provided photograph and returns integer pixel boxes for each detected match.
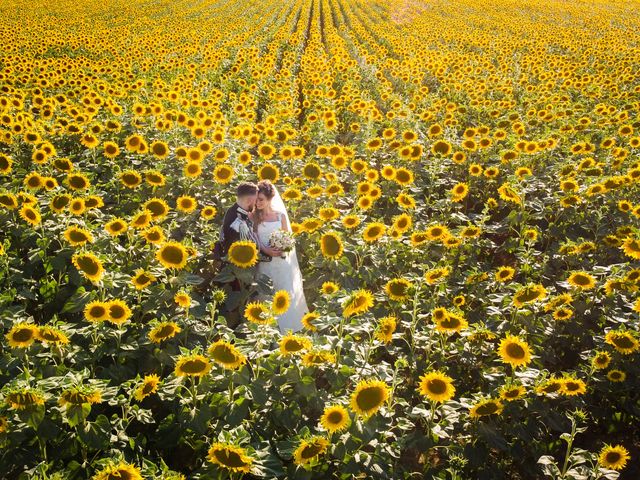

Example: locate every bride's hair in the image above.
[254,180,276,230]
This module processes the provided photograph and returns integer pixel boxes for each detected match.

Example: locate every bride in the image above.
[251,179,308,333]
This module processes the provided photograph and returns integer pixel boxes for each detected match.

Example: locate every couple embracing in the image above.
[216,180,308,333]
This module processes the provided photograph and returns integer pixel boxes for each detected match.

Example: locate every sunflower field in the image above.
[1,0,640,478]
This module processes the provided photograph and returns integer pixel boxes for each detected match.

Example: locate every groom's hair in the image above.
[236,182,258,197]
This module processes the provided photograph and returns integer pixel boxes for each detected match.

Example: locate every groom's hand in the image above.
[264,247,283,257]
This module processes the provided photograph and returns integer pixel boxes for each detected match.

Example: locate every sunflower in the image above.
[200,205,217,220]
[535,376,564,396]
[279,333,312,356]
[4,388,45,410]
[174,291,191,308]
[207,443,253,474]
[342,214,361,229]
[83,300,109,323]
[59,386,102,407]
[497,184,522,204]
[394,167,414,186]
[120,170,142,189]
[450,182,469,202]
[107,299,132,326]
[103,141,120,159]
[64,225,94,247]
[512,283,547,308]
[19,204,41,226]
[143,198,170,220]
[105,218,128,236]
[495,266,515,282]
[620,237,640,260]
[425,224,450,241]
[375,316,396,343]
[598,444,630,471]
[174,353,212,377]
[301,350,336,366]
[498,334,532,368]
[424,267,451,285]
[342,289,374,317]
[272,290,291,315]
[5,323,39,348]
[321,281,340,295]
[301,312,320,331]
[605,330,639,354]
[208,340,246,369]
[435,312,468,334]
[567,271,596,290]
[133,374,161,402]
[72,252,105,283]
[350,379,389,418]
[499,384,526,401]
[92,462,143,480]
[37,326,69,345]
[293,436,330,465]
[258,163,279,181]
[244,302,273,325]
[156,241,189,270]
[227,240,258,268]
[320,231,344,259]
[384,278,412,301]
[607,369,626,382]
[67,172,90,191]
[591,351,611,370]
[320,405,350,433]
[362,222,386,243]
[149,321,181,343]
[418,371,456,403]
[213,164,235,184]
[130,210,151,229]
[431,140,452,156]
[469,398,504,419]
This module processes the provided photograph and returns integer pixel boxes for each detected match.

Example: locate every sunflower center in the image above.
[356,386,384,411]
[611,335,634,349]
[162,245,185,265]
[181,359,208,374]
[213,448,248,468]
[605,452,621,463]
[427,379,447,395]
[505,343,525,359]
[13,328,34,342]
[211,345,238,363]
[301,443,323,459]
[476,402,499,415]
[327,411,344,424]
[76,256,100,275]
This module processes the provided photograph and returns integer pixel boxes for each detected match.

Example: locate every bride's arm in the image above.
[280,212,290,232]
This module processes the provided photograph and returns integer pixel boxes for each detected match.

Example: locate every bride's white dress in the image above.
[256,212,308,333]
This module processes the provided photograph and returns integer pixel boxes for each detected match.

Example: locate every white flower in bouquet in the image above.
[269,229,295,255]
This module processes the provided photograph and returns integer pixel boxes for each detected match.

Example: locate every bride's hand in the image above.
[263,246,283,257]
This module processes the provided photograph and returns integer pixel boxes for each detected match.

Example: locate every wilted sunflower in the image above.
[320,231,344,259]
[598,444,630,471]
[362,222,386,243]
[272,290,291,315]
[301,350,335,366]
[208,340,246,369]
[174,353,212,377]
[72,252,104,283]
[207,443,253,474]
[227,240,258,268]
[498,334,532,368]
[149,321,181,343]
[5,323,39,348]
[342,289,374,317]
[293,436,329,465]
[384,278,412,301]
[92,462,143,480]
[350,379,389,418]
[134,374,161,401]
[418,371,456,403]
[156,241,189,270]
[59,385,102,407]
[4,388,45,410]
[469,398,504,419]
[320,405,350,433]
[279,333,312,356]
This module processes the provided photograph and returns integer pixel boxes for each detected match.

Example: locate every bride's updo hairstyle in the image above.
[254,180,276,229]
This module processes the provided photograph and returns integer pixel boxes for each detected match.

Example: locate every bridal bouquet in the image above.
[269,229,295,256]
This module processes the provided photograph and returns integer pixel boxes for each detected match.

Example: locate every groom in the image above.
[216,181,259,258]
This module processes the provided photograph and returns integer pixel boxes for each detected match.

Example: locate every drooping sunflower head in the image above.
[375,316,397,343]
[4,388,45,410]
[342,289,374,317]
[174,353,211,377]
[148,321,181,344]
[36,326,69,345]
[91,461,143,480]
